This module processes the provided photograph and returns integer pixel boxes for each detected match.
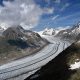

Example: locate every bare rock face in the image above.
[3,25,24,40]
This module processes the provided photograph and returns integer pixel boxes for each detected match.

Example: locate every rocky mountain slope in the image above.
[56,22,80,41]
[25,40,80,80]
[0,25,48,64]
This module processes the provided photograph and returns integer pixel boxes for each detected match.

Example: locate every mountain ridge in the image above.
[38,22,80,42]
[0,25,48,65]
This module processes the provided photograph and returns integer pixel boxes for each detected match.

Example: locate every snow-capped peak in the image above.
[38,27,66,36]
[78,23,80,29]
[42,28,55,36]
[0,23,8,31]
[78,22,80,26]
[44,28,48,31]
[71,22,80,35]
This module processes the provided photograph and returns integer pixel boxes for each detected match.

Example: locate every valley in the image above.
[0,35,70,80]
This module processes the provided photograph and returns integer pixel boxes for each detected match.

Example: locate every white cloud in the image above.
[0,0,54,30]
[60,3,70,11]
[57,26,70,30]
[55,12,80,22]
[52,15,59,21]
[43,7,54,14]
[0,0,42,29]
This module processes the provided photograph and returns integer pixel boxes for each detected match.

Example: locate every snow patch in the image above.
[21,36,28,41]
[63,32,67,34]
[30,74,39,79]
[69,61,80,70]
[77,40,80,43]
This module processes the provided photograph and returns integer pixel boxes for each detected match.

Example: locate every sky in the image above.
[0,0,80,31]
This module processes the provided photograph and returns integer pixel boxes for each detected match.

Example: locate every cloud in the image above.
[52,15,59,21]
[55,12,80,22]
[43,7,54,14]
[0,0,54,30]
[52,12,80,26]
[56,15,72,21]
[0,0,42,29]
[57,26,70,30]
[60,3,70,11]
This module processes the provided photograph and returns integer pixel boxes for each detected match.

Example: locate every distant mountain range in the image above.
[1,22,80,42]
[38,28,58,36]
[38,22,80,41]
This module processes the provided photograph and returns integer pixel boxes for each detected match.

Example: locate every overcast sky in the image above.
[0,0,80,31]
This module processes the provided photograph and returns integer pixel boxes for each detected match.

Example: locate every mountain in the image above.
[56,22,80,41]
[40,28,55,36]
[25,40,80,80]
[0,25,48,64]
[3,25,24,40]
[38,22,80,42]
[2,25,48,47]
[38,26,71,36]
